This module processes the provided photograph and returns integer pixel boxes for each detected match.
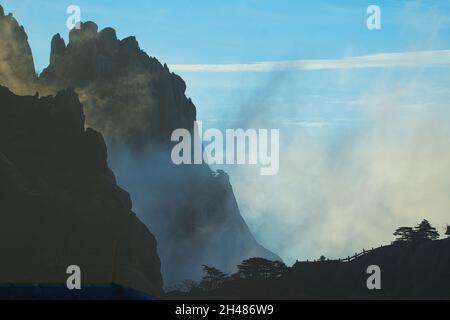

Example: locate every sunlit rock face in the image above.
[0,8,36,95]
[0,85,163,296]
[39,22,196,149]
[0,11,280,287]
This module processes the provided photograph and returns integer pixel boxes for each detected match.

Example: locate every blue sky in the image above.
[4,0,448,136]
[2,0,450,70]
[3,0,450,263]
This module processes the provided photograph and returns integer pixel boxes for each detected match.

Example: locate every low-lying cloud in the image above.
[170,50,450,73]
[227,74,450,265]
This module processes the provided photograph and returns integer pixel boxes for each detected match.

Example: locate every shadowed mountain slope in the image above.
[0,85,162,296]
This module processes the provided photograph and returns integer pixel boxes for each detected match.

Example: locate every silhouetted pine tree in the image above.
[200,265,228,290]
[393,220,440,243]
[413,219,440,242]
[393,226,415,243]
[237,257,288,279]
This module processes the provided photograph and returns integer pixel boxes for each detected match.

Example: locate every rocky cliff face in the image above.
[0,8,36,95]
[0,85,162,296]
[0,7,279,287]
[39,22,196,149]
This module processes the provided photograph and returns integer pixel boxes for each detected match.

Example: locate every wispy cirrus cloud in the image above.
[170,49,450,72]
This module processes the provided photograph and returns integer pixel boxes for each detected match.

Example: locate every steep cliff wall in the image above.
[0,85,163,296]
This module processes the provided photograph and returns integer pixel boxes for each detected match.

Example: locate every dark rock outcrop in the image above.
[0,85,163,296]
[0,10,280,287]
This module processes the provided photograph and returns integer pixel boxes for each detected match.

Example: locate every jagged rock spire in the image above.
[0,5,36,95]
